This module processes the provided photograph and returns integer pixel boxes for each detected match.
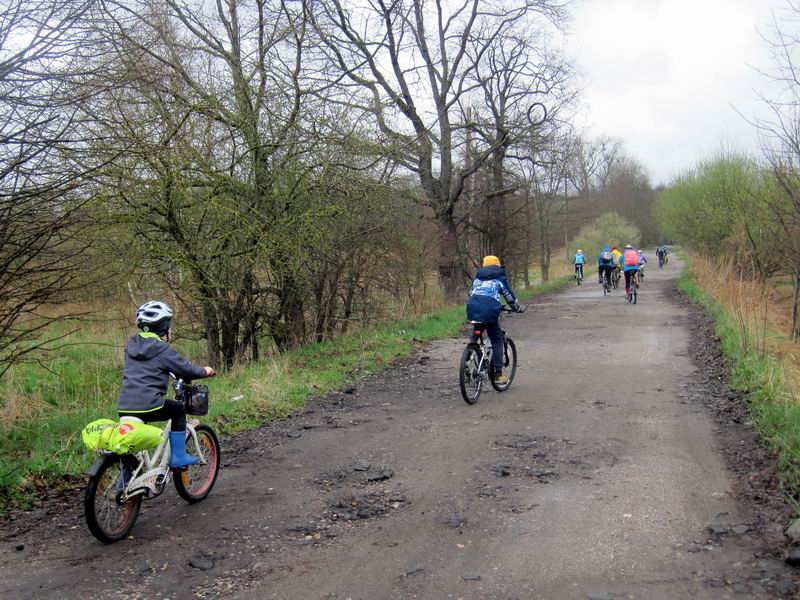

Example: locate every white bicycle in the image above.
[84,379,220,543]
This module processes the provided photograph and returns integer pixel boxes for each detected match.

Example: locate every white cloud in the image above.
[569,0,785,184]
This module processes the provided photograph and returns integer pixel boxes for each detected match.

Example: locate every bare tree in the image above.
[309,0,570,300]
[93,0,313,366]
[464,26,574,279]
[750,1,800,340]
[517,129,573,282]
[0,0,102,376]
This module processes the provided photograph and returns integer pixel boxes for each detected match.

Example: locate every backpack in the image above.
[623,249,638,266]
[600,251,612,262]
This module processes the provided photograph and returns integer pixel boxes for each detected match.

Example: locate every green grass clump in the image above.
[677,260,800,497]
[0,276,570,512]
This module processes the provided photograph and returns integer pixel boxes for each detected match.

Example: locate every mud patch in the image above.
[325,490,405,522]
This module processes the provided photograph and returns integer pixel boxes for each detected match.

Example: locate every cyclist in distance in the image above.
[637,249,648,280]
[467,256,523,384]
[598,245,615,287]
[117,301,216,468]
[611,245,622,283]
[656,245,669,267]
[573,248,586,281]
[620,245,640,295]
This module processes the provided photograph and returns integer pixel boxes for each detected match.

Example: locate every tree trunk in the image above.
[203,302,221,369]
[539,236,551,282]
[793,270,800,342]
[437,213,464,302]
[220,312,239,370]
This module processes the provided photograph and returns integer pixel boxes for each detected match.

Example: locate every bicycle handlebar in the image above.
[501,305,526,313]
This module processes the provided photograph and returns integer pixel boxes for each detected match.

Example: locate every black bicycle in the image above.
[612,267,621,290]
[574,264,584,285]
[601,271,611,296]
[459,306,521,405]
[627,271,639,304]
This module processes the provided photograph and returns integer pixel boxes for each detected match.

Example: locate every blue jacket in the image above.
[573,252,586,265]
[466,265,517,323]
[598,246,614,267]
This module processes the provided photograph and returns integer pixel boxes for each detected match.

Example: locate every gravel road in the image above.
[1,255,798,599]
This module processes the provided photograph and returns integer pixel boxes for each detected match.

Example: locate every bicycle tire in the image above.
[85,454,142,544]
[459,343,484,405]
[490,337,517,392]
[174,424,221,502]
[633,286,638,304]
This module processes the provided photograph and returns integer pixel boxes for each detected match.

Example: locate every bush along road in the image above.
[1,255,799,599]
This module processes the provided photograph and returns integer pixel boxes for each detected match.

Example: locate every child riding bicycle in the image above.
[467,256,523,384]
[117,301,215,469]
[573,249,586,281]
[597,245,614,287]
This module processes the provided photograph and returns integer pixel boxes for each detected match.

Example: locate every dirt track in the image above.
[2,256,799,599]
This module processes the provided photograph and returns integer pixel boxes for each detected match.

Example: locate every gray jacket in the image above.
[117,332,208,413]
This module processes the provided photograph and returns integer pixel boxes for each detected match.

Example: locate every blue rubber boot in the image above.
[116,465,131,492]
[169,431,199,469]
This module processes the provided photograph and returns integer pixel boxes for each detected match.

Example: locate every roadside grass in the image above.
[0,275,571,512]
[677,254,800,499]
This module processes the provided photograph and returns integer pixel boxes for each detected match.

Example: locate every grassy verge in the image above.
[0,276,571,512]
[677,256,800,500]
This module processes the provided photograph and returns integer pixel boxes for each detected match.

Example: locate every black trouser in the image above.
[624,269,638,290]
[575,264,584,278]
[119,399,187,432]
[598,265,612,284]
[472,322,505,371]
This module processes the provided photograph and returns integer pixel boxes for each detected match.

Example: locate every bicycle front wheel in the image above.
[459,343,484,405]
[174,424,221,502]
[85,455,142,544]
[490,337,517,392]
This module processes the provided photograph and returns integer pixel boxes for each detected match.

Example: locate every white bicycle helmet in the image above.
[135,300,173,332]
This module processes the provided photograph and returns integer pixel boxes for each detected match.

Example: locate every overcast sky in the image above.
[568,0,787,185]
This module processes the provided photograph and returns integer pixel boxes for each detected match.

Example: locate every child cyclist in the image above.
[573,249,586,281]
[597,245,615,287]
[637,249,648,280]
[620,245,640,295]
[117,301,215,468]
[467,256,524,384]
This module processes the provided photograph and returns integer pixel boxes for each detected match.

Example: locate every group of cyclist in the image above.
[573,244,669,296]
[125,247,671,442]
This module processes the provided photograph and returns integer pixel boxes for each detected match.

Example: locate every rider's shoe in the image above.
[169,431,199,469]
[495,371,509,384]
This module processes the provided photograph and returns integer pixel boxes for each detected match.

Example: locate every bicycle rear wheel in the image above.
[459,343,484,405]
[490,337,517,392]
[174,424,221,502]
[85,455,142,544]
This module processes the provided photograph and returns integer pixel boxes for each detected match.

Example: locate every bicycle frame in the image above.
[470,308,511,374]
[469,324,493,376]
[114,419,205,501]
